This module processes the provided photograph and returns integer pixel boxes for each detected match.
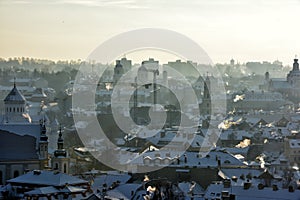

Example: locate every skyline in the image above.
[1,0,300,65]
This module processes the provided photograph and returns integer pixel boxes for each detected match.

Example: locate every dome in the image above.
[4,84,26,104]
[54,149,67,157]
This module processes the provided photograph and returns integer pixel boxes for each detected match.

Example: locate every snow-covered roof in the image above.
[0,130,39,161]
[205,182,300,200]
[178,181,204,197]
[221,168,262,180]
[289,139,300,148]
[7,170,88,187]
[129,149,246,168]
[105,184,141,200]
[4,85,26,103]
[92,173,131,191]
[220,130,252,141]
[24,186,59,196]
[0,123,41,139]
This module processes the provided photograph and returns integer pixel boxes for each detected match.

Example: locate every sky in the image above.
[1,0,300,65]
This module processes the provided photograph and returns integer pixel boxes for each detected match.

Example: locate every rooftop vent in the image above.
[33,170,41,175]
[53,171,60,175]
[288,185,294,193]
[258,183,264,190]
[243,182,251,190]
[223,179,231,188]
[272,184,278,191]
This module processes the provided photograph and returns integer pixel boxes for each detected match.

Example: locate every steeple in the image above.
[39,120,49,167]
[200,74,211,116]
[204,74,211,99]
[113,60,124,84]
[54,126,67,157]
[52,125,69,173]
[292,55,299,71]
[40,120,48,142]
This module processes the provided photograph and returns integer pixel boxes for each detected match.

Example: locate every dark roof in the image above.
[0,124,41,139]
[0,130,39,161]
[258,169,275,179]
[7,170,88,187]
[83,193,102,200]
[24,186,59,196]
[4,85,26,103]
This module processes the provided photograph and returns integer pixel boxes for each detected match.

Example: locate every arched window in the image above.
[0,171,3,185]
[13,170,19,178]
[9,108,11,112]
[17,107,19,112]
[13,107,15,112]
[55,163,58,170]
[63,163,67,173]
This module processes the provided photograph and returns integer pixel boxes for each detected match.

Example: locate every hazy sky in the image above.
[1,0,300,65]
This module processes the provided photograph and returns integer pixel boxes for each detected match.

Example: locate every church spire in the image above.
[54,126,67,157]
[52,125,70,173]
[57,126,64,150]
[293,55,299,71]
[39,119,49,166]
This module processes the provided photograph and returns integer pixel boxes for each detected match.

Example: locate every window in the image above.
[63,163,67,173]
[13,170,19,178]
[55,163,58,170]
[0,171,2,185]
[224,160,231,164]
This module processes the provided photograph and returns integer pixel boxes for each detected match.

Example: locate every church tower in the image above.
[200,75,211,116]
[113,60,124,85]
[287,57,300,86]
[3,78,28,123]
[52,127,69,174]
[39,121,49,169]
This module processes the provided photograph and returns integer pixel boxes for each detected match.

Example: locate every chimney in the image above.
[272,184,278,191]
[223,179,231,188]
[243,182,251,190]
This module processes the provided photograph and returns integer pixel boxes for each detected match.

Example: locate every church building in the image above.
[267,57,300,103]
[0,80,69,184]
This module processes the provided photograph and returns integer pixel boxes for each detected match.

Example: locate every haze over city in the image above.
[3,1,300,199]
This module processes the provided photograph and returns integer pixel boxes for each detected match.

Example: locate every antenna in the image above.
[13,77,16,88]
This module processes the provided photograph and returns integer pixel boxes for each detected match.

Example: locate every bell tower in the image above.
[200,75,211,116]
[39,121,49,169]
[52,127,69,174]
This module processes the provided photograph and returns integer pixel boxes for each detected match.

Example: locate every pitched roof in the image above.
[4,85,26,103]
[0,130,39,161]
[24,186,59,196]
[106,184,141,200]
[7,170,88,187]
